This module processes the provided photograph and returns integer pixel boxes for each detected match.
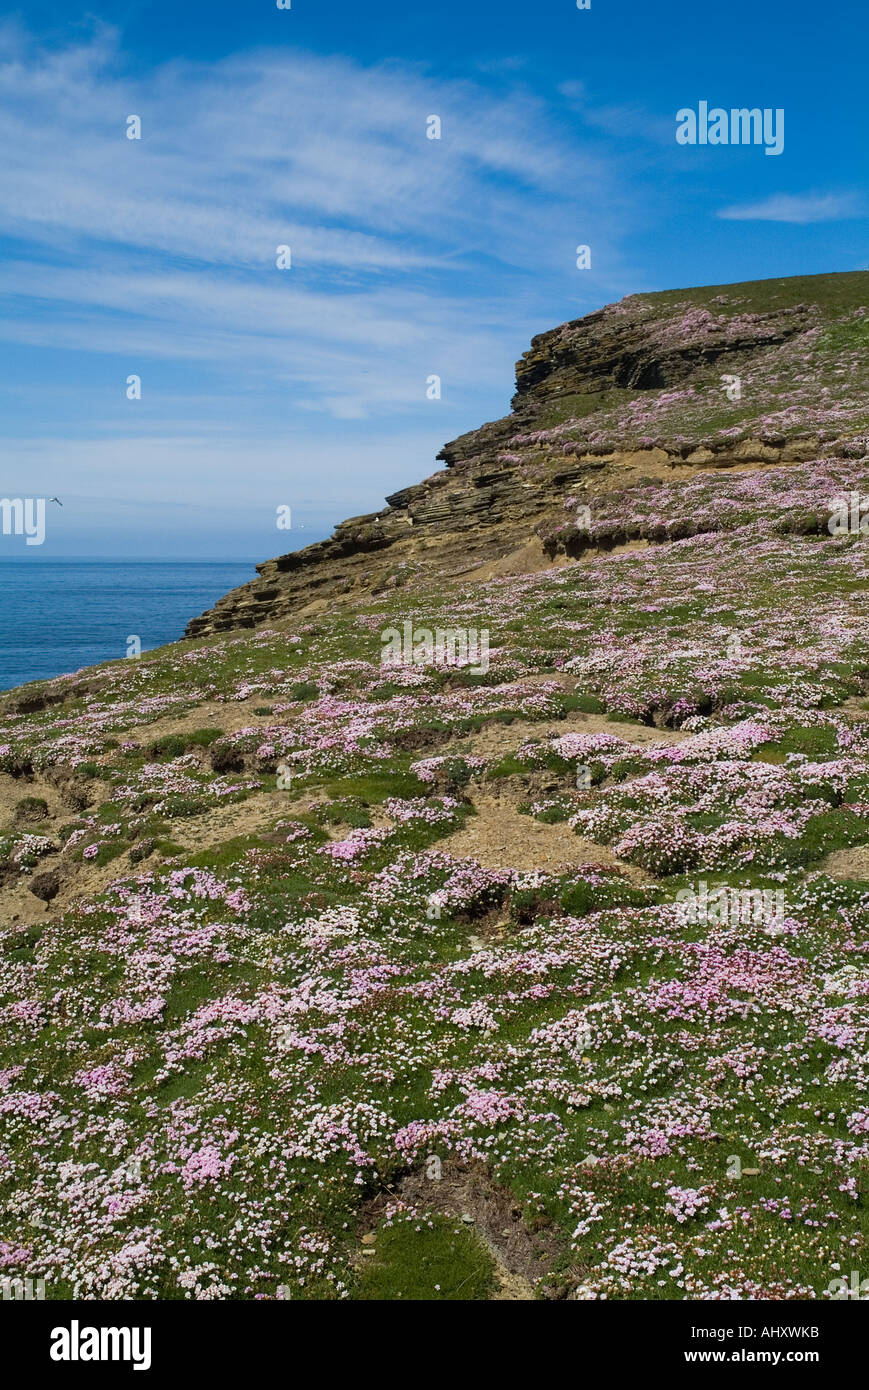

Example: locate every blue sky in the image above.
[1,0,866,557]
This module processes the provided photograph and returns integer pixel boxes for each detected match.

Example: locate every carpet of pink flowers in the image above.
[2,425,869,1298]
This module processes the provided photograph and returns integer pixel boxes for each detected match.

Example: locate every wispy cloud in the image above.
[717,192,865,224]
[0,25,634,429]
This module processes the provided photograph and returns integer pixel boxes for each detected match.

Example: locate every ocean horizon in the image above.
[0,558,259,692]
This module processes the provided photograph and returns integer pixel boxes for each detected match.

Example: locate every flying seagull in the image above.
[49,497,63,506]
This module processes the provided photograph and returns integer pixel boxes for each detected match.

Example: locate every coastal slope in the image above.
[1,270,869,1301]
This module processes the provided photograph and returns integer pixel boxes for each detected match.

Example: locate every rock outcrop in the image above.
[185,270,868,638]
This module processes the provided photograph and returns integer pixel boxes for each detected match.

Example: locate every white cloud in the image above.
[0,28,636,431]
[717,192,864,224]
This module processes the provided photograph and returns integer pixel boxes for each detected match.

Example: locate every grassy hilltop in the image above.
[2,270,869,1300]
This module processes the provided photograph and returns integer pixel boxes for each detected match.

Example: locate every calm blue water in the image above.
[0,560,259,692]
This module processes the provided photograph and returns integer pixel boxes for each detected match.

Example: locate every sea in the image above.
[0,559,260,693]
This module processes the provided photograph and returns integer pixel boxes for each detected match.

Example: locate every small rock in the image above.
[361,1232,376,1245]
[461,1213,475,1224]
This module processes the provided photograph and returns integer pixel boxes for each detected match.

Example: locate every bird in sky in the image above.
[49,497,63,506]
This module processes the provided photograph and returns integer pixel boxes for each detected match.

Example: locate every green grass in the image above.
[183,835,269,870]
[560,693,606,714]
[534,387,635,429]
[319,769,427,803]
[150,728,223,759]
[639,269,869,320]
[753,725,841,763]
[354,1215,497,1300]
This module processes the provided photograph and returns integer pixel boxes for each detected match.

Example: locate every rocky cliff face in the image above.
[185,270,868,638]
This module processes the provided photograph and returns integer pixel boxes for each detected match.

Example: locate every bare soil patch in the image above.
[823,843,869,882]
[441,790,650,881]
